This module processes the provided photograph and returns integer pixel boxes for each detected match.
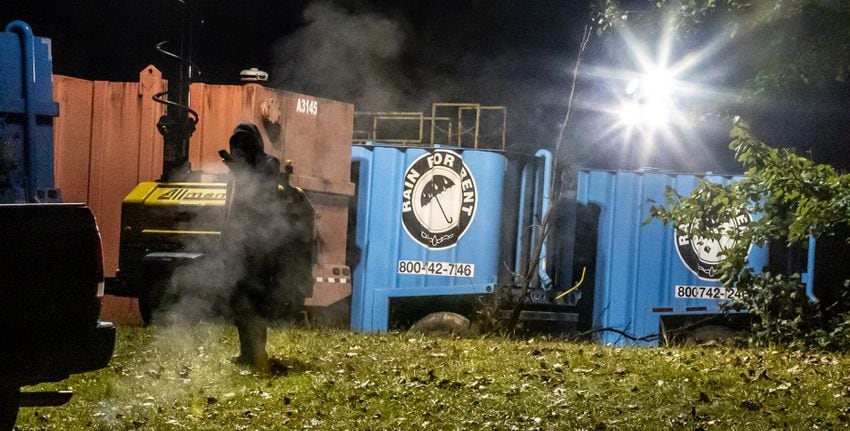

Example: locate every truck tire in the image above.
[0,386,19,431]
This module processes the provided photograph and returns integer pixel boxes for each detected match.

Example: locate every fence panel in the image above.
[53,66,166,276]
[53,75,93,203]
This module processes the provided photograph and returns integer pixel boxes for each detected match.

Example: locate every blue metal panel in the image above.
[1,21,60,203]
[350,144,509,331]
[577,169,768,346]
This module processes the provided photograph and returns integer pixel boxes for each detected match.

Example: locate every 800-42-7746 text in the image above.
[398,260,475,277]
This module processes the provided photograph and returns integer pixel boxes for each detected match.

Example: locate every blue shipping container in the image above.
[350,144,550,331]
[576,169,768,346]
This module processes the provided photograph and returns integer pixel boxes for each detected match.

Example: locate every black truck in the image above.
[0,204,116,430]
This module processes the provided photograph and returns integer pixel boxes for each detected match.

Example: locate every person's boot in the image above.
[249,325,270,372]
[234,320,269,372]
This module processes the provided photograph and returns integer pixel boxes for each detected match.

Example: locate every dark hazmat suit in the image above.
[219,122,314,368]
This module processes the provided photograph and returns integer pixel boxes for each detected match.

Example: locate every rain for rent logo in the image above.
[675,213,751,280]
[401,149,477,249]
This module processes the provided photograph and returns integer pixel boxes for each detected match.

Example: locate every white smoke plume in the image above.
[270,1,412,110]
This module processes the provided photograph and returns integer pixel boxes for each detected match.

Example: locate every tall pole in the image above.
[157,0,198,182]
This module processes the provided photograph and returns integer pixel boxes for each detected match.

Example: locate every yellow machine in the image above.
[114,168,321,324]
[115,182,227,322]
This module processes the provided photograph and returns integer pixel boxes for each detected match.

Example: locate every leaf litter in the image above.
[12,322,850,430]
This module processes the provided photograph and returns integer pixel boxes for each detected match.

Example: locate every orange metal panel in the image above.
[307,192,351,265]
[187,83,206,173]
[189,83,355,195]
[99,296,144,325]
[52,75,93,203]
[88,81,144,276]
[188,84,249,173]
[188,83,250,177]
[279,91,355,194]
[304,274,351,307]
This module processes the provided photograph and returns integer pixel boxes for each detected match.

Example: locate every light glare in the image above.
[644,99,669,125]
[642,69,674,100]
[618,102,641,126]
[578,14,741,169]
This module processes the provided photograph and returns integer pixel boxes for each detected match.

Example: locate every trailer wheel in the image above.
[411,312,471,337]
[686,325,736,344]
[0,385,19,431]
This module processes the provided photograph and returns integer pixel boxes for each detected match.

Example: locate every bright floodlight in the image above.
[641,68,674,100]
[619,67,675,130]
[588,16,738,158]
[644,98,669,125]
[616,74,674,130]
[618,102,641,126]
[625,79,640,96]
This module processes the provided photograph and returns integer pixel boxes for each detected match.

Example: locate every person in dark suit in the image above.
[219,122,282,370]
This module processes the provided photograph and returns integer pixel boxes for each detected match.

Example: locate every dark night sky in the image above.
[2,1,587,156]
[3,1,849,173]
[0,1,588,99]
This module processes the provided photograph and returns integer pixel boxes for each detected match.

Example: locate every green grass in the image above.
[14,323,850,430]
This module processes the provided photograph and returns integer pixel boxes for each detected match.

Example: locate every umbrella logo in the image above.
[401,149,477,249]
[675,213,751,280]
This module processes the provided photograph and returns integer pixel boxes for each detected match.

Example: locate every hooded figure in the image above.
[220,122,282,369]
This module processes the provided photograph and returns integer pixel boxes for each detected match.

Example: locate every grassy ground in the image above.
[14,323,850,430]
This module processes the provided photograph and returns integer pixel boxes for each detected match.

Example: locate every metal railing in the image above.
[353,103,506,150]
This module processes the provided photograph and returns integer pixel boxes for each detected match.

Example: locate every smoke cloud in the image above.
[268,1,583,153]
[271,1,411,110]
[151,161,311,329]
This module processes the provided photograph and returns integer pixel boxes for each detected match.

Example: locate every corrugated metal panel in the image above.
[350,145,508,331]
[188,83,250,176]
[577,169,768,346]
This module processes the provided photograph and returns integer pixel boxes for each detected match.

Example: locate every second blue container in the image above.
[577,169,769,345]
